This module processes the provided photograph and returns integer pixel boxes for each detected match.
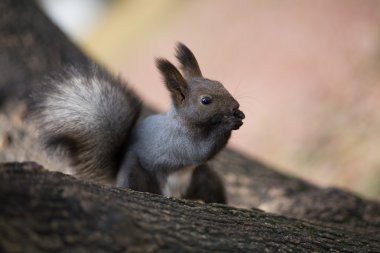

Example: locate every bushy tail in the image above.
[29,64,141,183]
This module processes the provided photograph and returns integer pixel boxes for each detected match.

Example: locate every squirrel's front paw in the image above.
[225,109,245,130]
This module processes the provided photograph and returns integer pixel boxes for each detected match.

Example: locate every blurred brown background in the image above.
[37,0,380,200]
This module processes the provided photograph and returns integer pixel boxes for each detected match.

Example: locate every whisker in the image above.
[232,79,243,96]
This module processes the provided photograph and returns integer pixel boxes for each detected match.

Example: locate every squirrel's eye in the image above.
[201,96,212,105]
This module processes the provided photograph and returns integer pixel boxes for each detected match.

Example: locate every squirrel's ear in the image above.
[175,42,203,79]
[156,58,188,105]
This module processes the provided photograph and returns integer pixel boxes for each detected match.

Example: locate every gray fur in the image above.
[31,44,244,204]
[117,44,244,202]
[30,64,141,183]
[128,106,230,172]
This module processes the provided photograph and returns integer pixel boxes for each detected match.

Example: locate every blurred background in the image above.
[37,0,380,200]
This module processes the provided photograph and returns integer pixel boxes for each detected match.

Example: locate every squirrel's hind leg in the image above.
[117,152,160,194]
[184,164,227,204]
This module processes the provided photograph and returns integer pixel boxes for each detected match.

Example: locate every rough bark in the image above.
[0,0,380,252]
[0,0,89,107]
[1,162,379,253]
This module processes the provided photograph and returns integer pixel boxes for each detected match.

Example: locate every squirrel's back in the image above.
[30,64,141,183]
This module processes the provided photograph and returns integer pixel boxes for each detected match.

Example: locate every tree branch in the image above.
[1,162,379,253]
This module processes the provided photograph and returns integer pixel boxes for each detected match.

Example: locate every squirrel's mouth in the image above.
[210,109,245,130]
[231,120,243,130]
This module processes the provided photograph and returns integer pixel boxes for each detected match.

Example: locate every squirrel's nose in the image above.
[233,108,245,119]
[234,110,245,119]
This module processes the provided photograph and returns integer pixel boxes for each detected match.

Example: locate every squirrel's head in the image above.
[156,43,245,131]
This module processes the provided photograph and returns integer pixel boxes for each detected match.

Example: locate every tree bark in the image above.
[1,162,379,253]
[0,0,89,107]
[0,1,379,252]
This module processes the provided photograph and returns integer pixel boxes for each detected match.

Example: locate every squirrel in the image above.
[29,43,245,204]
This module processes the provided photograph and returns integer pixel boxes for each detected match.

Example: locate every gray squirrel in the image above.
[30,43,245,204]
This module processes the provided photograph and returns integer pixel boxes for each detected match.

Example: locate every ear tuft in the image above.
[156,58,188,105]
[175,42,203,79]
